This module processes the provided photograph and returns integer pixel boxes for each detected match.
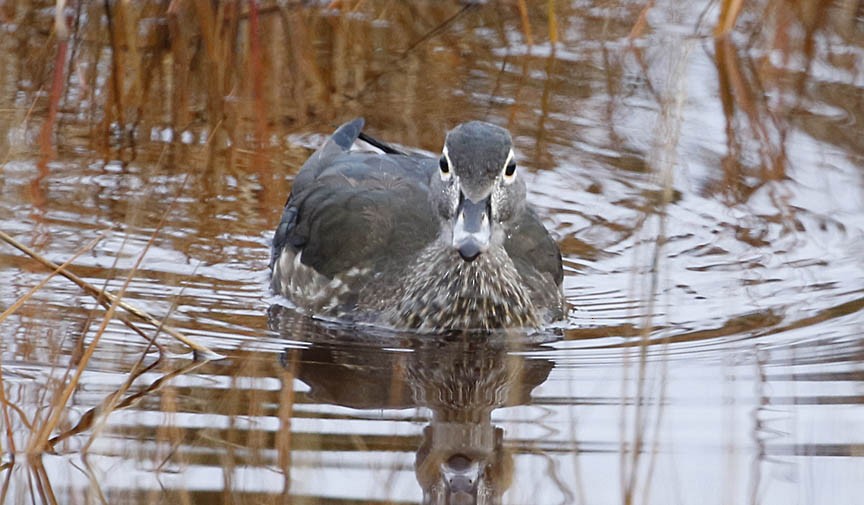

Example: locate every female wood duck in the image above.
[270,118,565,330]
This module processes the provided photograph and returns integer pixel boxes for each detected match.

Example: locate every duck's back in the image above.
[282,154,440,276]
[271,120,441,313]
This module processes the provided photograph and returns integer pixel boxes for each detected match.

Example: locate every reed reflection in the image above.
[269,305,555,505]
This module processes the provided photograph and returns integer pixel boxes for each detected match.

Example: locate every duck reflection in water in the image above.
[270,306,555,505]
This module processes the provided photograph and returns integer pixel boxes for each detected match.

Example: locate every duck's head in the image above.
[430,122,527,262]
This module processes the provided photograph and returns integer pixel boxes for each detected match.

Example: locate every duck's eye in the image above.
[438,150,453,181]
[504,160,516,178]
[502,149,517,184]
[439,156,449,174]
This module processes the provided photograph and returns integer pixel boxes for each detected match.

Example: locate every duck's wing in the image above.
[290,118,363,189]
[504,207,565,310]
[272,120,439,279]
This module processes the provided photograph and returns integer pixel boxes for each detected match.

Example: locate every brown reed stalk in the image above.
[547,0,558,45]
[0,369,15,455]
[715,0,745,37]
[100,0,146,135]
[103,0,126,129]
[517,0,534,47]
[0,235,103,454]
[77,457,110,504]
[26,456,58,505]
[0,236,102,325]
[38,0,69,158]
[28,196,211,453]
[281,8,316,125]
[248,0,268,143]
[714,36,786,190]
[193,0,239,141]
[77,255,211,452]
[49,359,210,449]
[26,235,166,453]
[151,375,193,505]
[79,335,164,451]
[628,0,655,40]
[276,350,298,492]
[0,461,12,505]
[167,0,192,129]
[0,389,34,434]
[0,388,11,456]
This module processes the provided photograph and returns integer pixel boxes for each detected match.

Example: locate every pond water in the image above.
[1,1,863,504]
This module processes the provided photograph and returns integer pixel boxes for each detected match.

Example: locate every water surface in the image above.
[1,1,862,504]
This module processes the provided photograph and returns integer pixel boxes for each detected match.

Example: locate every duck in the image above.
[270,118,565,331]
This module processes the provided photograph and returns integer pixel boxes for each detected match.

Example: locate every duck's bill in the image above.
[452,195,491,262]
[441,454,482,504]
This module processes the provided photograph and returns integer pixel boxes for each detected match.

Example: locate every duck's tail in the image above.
[314,117,365,159]
[358,131,406,155]
[324,118,407,156]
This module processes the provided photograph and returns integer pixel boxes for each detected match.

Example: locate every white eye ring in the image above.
[502,149,517,184]
[439,145,453,181]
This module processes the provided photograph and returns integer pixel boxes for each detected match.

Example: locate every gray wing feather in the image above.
[505,208,564,286]
[271,118,364,270]
[272,118,438,278]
